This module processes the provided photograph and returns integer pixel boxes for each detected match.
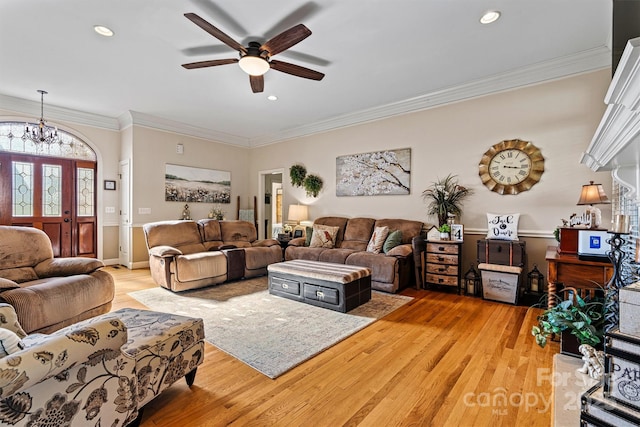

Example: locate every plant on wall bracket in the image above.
[303,174,323,197]
[289,164,307,187]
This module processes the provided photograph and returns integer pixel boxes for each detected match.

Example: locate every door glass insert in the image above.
[12,161,34,217]
[42,164,62,216]
[77,167,94,217]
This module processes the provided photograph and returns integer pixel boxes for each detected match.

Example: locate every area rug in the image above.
[128,277,411,378]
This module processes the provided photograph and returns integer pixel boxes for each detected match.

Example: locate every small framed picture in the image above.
[293,229,304,238]
[451,224,464,241]
[104,180,116,191]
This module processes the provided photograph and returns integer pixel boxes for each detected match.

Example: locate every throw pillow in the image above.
[309,225,340,248]
[0,328,25,358]
[366,226,389,253]
[0,303,27,338]
[383,229,403,254]
[486,213,520,240]
[304,226,313,247]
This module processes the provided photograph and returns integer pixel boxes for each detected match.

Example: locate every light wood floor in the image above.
[107,266,558,427]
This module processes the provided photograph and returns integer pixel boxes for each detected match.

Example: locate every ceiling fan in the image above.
[181,13,325,93]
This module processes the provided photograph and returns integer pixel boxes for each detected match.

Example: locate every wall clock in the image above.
[478,139,544,195]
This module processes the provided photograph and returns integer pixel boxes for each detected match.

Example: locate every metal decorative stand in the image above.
[604,232,629,332]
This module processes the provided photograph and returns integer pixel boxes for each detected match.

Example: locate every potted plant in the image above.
[438,224,451,240]
[422,174,472,226]
[303,174,323,197]
[531,287,605,356]
[289,164,307,187]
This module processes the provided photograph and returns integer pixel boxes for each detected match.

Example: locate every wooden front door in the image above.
[0,153,97,257]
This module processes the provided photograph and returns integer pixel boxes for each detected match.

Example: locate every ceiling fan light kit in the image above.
[182,12,324,93]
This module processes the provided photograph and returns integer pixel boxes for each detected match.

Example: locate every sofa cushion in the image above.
[285,246,325,261]
[318,248,358,264]
[220,220,257,243]
[374,219,423,244]
[341,217,375,250]
[383,230,403,254]
[346,252,398,285]
[304,226,313,246]
[144,220,203,250]
[34,257,104,278]
[0,226,54,270]
[171,252,227,283]
[0,267,39,284]
[366,226,389,253]
[198,219,222,242]
[309,225,340,248]
[0,277,20,291]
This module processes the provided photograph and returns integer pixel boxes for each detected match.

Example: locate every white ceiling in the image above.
[0,0,612,147]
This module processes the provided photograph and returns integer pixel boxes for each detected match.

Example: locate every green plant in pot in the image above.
[438,224,451,240]
[531,287,605,350]
[289,164,307,187]
[422,174,472,226]
[303,174,323,197]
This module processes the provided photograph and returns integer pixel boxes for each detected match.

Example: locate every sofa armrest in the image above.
[34,257,104,278]
[148,245,183,257]
[0,278,20,291]
[0,317,128,399]
[385,243,413,258]
[251,238,279,248]
[287,237,306,247]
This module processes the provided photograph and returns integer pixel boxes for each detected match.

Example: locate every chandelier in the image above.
[24,90,59,145]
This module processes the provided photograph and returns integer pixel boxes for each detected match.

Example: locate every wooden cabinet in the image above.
[423,240,463,293]
[545,246,613,307]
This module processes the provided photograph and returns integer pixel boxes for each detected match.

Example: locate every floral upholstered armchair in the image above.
[0,303,205,427]
[0,303,138,426]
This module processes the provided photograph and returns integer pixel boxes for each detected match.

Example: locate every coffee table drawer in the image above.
[303,284,339,305]
[270,276,301,296]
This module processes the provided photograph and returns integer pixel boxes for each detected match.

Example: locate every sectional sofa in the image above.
[143,219,282,291]
[285,216,424,293]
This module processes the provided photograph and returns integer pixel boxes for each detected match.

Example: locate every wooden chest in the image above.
[424,240,462,293]
[477,239,526,267]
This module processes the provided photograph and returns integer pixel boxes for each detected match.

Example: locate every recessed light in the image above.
[94,25,114,37]
[480,11,501,25]
[267,95,278,101]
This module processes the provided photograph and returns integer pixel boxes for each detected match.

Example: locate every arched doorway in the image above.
[0,122,98,257]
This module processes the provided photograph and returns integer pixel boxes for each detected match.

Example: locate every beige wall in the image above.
[0,69,615,276]
[248,69,613,276]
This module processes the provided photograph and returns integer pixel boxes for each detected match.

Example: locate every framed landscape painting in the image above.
[165,164,231,203]
[336,148,410,196]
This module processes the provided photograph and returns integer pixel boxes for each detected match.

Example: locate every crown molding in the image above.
[0,46,611,147]
[249,46,611,147]
[118,111,251,147]
[0,93,120,130]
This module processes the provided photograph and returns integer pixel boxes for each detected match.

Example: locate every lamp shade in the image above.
[288,204,308,222]
[576,181,610,205]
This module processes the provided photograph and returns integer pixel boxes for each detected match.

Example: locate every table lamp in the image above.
[576,181,610,228]
[287,204,309,236]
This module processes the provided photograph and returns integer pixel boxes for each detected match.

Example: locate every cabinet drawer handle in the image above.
[438,267,445,272]
[438,278,444,283]
[438,246,445,251]
[438,257,445,262]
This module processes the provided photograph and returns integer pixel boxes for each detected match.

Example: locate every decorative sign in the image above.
[451,224,464,241]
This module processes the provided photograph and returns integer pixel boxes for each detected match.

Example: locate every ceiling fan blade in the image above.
[184,13,247,54]
[182,58,238,69]
[250,75,264,93]
[261,24,311,57]
[270,60,324,80]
